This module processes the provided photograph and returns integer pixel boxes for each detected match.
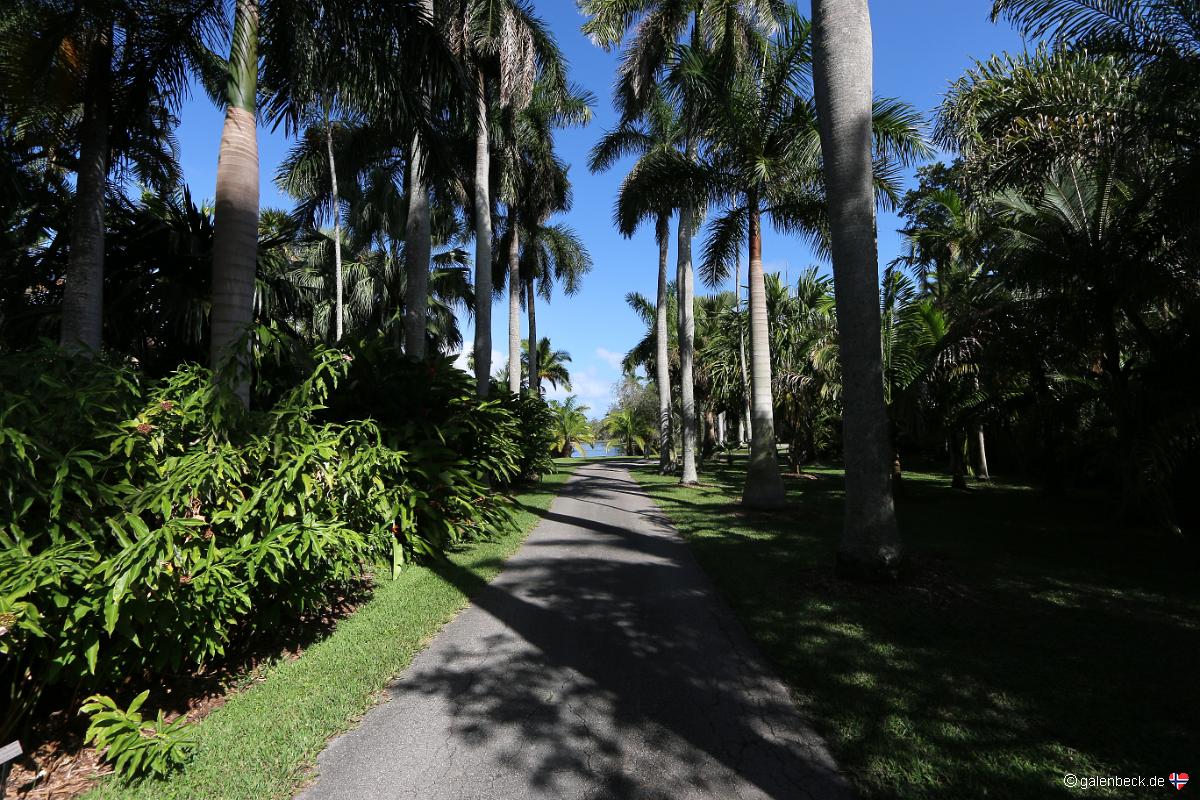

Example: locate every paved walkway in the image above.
[298,462,851,800]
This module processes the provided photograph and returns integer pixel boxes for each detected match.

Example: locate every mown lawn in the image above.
[629,459,1199,800]
[86,465,576,800]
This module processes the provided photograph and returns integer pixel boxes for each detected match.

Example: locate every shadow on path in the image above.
[299,463,851,800]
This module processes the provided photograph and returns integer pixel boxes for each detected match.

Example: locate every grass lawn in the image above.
[629,459,1199,800]
[86,466,576,800]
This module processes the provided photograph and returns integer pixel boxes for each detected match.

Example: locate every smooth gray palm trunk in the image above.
[742,202,786,508]
[404,132,432,358]
[60,24,113,355]
[472,69,493,397]
[527,282,538,395]
[813,0,902,579]
[507,220,522,395]
[678,204,699,484]
[655,213,672,473]
[736,259,751,446]
[403,0,434,359]
[325,122,344,341]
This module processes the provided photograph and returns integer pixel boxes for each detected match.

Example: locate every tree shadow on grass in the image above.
[628,461,1200,799]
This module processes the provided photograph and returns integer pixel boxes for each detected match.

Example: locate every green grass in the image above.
[629,460,1199,800]
[87,466,576,800]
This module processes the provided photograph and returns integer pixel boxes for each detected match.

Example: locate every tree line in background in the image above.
[586,0,1200,574]
[0,0,593,397]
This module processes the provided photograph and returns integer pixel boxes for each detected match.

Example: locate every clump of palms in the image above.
[549,395,595,457]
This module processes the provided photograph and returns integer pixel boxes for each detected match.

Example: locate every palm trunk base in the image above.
[742,473,787,509]
[836,544,903,583]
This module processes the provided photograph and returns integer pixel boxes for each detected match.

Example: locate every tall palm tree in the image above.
[581,0,786,485]
[2,0,218,354]
[403,0,436,360]
[497,78,590,396]
[812,0,902,579]
[590,89,682,473]
[211,0,438,400]
[450,0,565,396]
[209,0,261,402]
[520,218,592,394]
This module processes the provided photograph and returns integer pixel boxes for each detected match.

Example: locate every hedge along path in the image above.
[86,467,577,800]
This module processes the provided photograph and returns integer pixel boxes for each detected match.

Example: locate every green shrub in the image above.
[0,342,529,743]
[81,691,197,780]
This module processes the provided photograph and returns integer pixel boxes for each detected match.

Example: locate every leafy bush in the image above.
[81,691,196,780]
[0,342,537,743]
[502,391,557,481]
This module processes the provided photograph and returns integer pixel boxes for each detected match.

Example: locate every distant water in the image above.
[575,441,625,458]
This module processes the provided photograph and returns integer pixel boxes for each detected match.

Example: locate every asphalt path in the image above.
[298,461,851,800]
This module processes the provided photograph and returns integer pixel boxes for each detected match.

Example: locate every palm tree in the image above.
[1,0,218,354]
[403,0,436,360]
[520,219,592,395]
[549,395,595,457]
[497,78,591,396]
[580,0,787,486]
[450,0,565,396]
[603,408,650,456]
[812,0,902,580]
[525,337,571,391]
[209,0,261,402]
[210,0,438,400]
[590,89,682,473]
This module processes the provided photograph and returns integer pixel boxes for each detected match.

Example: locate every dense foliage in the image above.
[0,342,555,746]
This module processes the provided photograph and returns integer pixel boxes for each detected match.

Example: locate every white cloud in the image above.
[595,347,624,371]
[546,366,614,417]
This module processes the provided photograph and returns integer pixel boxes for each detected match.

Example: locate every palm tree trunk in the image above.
[403,133,431,357]
[60,22,113,355]
[506,218,522,394]
[950,431,968,489]
[324,115,344,341]
[472,68,493,397]
[678,203,699,485]
[813,0,902,579]
[526,281,538,395]
[210,0,259,407]
[403,0,434,359]
[742,195,786,508]
[655,212,673,474]
[735,258,751,445]
[974,424,990,480]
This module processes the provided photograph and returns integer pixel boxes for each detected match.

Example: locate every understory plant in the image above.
[0,339,556,746]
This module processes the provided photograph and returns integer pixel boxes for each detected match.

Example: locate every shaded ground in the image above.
[630,460,1200,800]
[299,461,850,800]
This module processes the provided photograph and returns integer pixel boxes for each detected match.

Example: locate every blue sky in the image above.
[174,1,1024,416]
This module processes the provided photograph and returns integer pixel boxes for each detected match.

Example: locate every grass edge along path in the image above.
[86,465,577,800]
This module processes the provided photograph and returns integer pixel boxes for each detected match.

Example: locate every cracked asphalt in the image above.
[297,461,852,800]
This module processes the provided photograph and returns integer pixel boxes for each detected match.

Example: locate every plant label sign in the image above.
[0,740,21,800]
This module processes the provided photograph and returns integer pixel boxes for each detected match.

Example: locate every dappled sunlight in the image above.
[630,459,1200,799]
